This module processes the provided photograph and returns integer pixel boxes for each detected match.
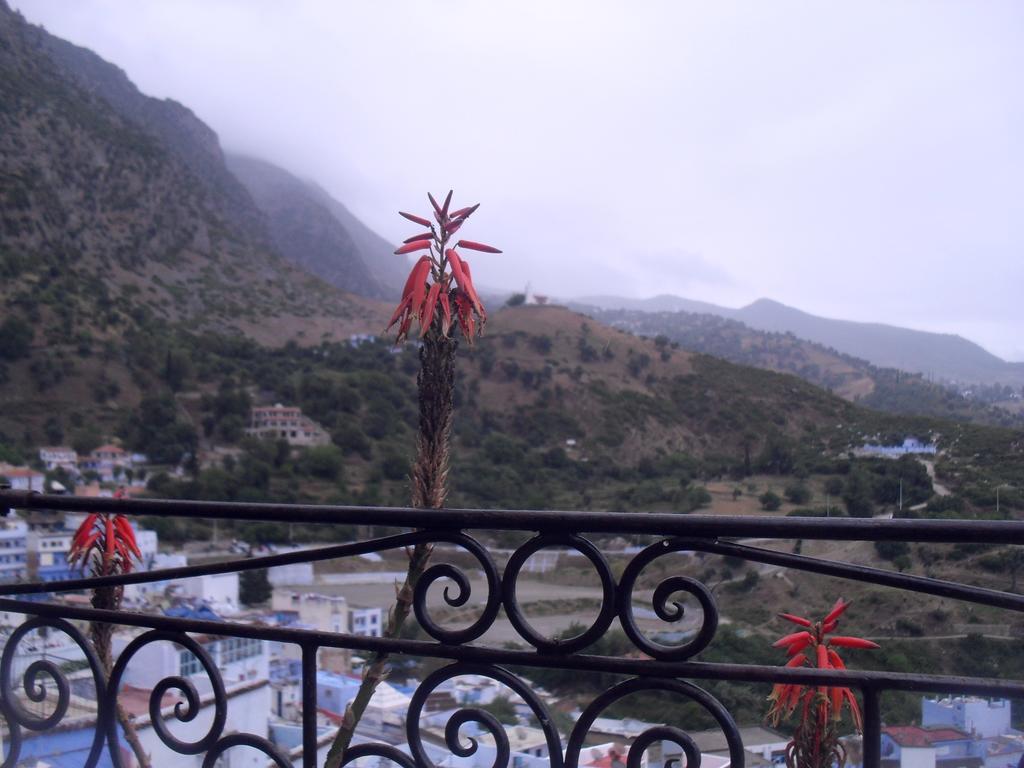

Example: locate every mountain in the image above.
[0,1,386,336]
[576,306,1024,428]
[574,293,728,316]
[733,298,1024,386]
[575,295,1024,387]
[0,0,389,443]
[226,155,408,300]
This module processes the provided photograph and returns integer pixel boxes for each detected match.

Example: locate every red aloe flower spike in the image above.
[400,211,432,227]
[453,292,476,342]
[446,248,467,287]
[816,643,829,669]
[428,192,443,217]
[844,688,864,731]
[779,613,813,628]
[396,312,414,344]
[409,273,431,328]
[401,257,432,296]
[459,260,486,323]
[822,618,838,634]
[443,219,463,237]
[448,203,479,220]
[72,513,98,549]
[420,282,442,337]
[823,598,850,625]
[827,636,879,650]
[786,635,813,655]
[386,296,412,333]
[830,685,844,721]
[456,239,502,254]
[439,290,452,336]
[441,190,453,217]
[773,631,812,649]
[826,648,846,670]
[104,516,115,569]
[115,516,142,559]
[76,531,100,562]
[395,240,433,255]
[404,232,435,244]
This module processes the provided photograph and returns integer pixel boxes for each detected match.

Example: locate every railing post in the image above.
[302,642,319,768]
[861,685,881,768]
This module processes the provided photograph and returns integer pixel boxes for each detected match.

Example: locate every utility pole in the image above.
[899,478,903,512]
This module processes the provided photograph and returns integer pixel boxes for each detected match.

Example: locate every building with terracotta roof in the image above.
[0,463,45,492]
[881,725,982,768]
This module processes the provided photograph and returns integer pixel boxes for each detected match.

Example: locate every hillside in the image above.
[577,306,1024,428]
[0,1,1020,528]
[226,155,408,299]
[0,1,391,442]
[576,294,1024,387]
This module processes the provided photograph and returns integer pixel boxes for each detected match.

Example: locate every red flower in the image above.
[386,192,498,345]
[69,511,143,576]
[766,599,877,736]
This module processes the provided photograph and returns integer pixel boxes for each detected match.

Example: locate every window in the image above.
[180,650,203,676]
[219,637,262,665]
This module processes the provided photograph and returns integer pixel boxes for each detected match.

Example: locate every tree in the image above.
[842,469,875,518]
[301,444,346,481]
[784,482,811,505]
[480,695,519,725]
[0,316,33,360]
[240,568,272,606]
[505,292,526,307]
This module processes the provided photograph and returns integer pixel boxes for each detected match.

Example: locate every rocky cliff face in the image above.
[227,154,407,299]
[32,25,269,242]
[0,0,380,343]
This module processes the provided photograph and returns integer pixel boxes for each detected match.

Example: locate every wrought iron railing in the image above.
[0,489,1022,768]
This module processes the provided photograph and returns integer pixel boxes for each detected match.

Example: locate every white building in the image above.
[246,404,330,447]
[38,446,78,472]
[170,571,241,615]
[0,463,45,492]
[272,587,383,638]
[0,517,28,584]
[923,697,1013,740]
[26,528,74,582]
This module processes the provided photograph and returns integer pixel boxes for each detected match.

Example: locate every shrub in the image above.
[759,491,782,511]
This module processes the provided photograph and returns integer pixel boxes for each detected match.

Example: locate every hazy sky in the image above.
[13,1,1024,360]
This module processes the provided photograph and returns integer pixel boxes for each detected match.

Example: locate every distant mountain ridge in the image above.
[226,155,407,299]
[575,294,1024,387]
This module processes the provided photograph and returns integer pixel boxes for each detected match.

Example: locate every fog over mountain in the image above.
[11,1,1024,361]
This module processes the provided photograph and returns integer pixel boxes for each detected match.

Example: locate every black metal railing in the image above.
[0,489,1022,768]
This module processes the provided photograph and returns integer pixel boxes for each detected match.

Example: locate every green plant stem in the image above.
[92,584,151,768]
[324,327,456,768]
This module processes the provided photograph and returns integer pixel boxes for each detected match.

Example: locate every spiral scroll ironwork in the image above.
[200,733,292,768]
[0,616,107,768]
[565,678,743,768]
[413,531,502,645]
[502,534,617,653]
[404,662,565,768]
[617,538,719,660]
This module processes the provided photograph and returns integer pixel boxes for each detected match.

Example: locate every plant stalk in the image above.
[92,584,151,768]
[324,326,457,768]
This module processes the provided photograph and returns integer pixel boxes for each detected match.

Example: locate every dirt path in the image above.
[922,460,952,497]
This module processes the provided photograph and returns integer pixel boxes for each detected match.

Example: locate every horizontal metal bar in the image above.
[0,530,426,596]
[2,598,1021,698]
[3,491,1023,543]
